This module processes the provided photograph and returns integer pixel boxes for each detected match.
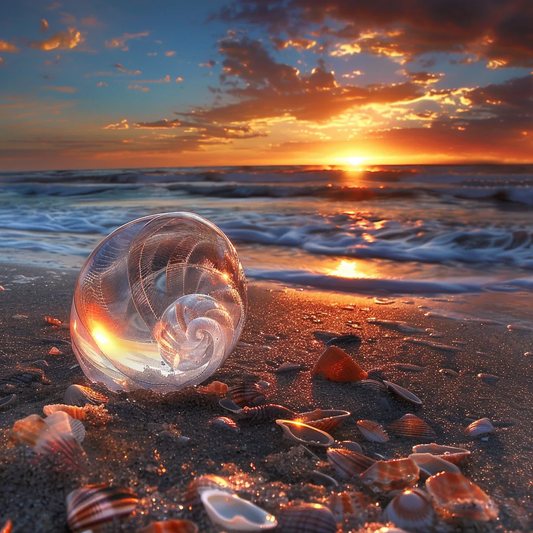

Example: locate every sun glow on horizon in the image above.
[342,156,368,170]
[329,260,360,278]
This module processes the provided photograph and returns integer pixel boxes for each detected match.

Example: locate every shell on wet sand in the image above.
[339,441,363,454]
[387,414,436,440]
[360,458,420,491]
[43,404,87,420]
[408,453,461,477]
[276,420,335,447]
[276,503,337,533]
[200,490,277,531]
[197,381,229,395]
[326,491,371,523]
[297,409,351,432]
[411,443,471,465]
[327,448,376,478]
[185,475,235,509]
[210,417,239,431]
[0,394,17,410]
[63,384,108,406]
[465,418,495,437]
[66,484,138,532]
[233,404,298,422]
[426,472,498,521]
[357,420,389,442]
[228,382,266,407]
[383,381,423,406]
[136,519,199,533]
[311,346,368,382]
[383,489,434,531]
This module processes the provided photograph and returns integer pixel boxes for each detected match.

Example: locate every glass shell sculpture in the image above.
[71,213,247,392]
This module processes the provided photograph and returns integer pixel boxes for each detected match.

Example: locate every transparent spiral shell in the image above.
[70,213,247,392]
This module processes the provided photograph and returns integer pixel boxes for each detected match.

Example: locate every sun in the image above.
[339,156,367,170]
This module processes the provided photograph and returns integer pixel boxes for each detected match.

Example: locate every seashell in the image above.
[339,441,363,454]
[66,484,138,532]
[309,471,339,488]
[477,373,500,384]
[201,490,277,531]
[185,475,235,509]
[426,472,498,520]
[1,368,49,387]
[45,316,62,325]
[210,417,239,430]
[327,448,376,477]
[465,417,495,437]
[0,393,17,410]
[197,380,229,395]
[439,368,459,377]
[383,489,434,531]
[357,420,389,442]
[63,384,108,406]
[360,458,420,491]
[353,379,388,394]
[137,519,199,533]
[0,520,12,533]
[235,404,298,422]
[326,491,371,523]
[276,503,337,533]
[219,398,244,413]
[393,363,425,372]
[324,334,362,352]
[297,409,351,432]
[312,346,368,382]
[383,381,423,406]
[387,414,436,440]
[409,453,461,478]
[276,420,334,447]
[43,404,87,420]
[228,382,266,407]
[45,410,86,443]
[411,443,471,465]
[274,363,304,374]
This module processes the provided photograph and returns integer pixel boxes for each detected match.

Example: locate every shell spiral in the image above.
[71,213,247,392]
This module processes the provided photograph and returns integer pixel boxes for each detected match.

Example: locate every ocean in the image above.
[1,164,532,302]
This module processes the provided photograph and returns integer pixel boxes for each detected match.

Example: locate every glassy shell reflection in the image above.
[71,213,247,392]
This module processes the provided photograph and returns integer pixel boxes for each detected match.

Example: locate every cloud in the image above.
[103,119,129,130]
[134,75,171,83]
[147,52,157,56]
[81,15,102,27]
[0,57,3,65]
[199,60,217,67]
[46,2,61,10]
[401,70,445,85]
[41,19,49,33]
[96,81,108,87]
[165,51,176,56]
[127,85,149,92]
[270,36,316,50]
[0,41,20,53]
[113,63,141,75]
[59,12,76,25]
[105,31,149,51]
[43,86,76,93]
[44,54,60,65]
[176,77,183,82]
[30,27,83,50]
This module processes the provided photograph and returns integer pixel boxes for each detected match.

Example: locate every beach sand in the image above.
[1,263,532,532]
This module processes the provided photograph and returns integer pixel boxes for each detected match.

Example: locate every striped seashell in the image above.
[339,441,363,454]
[1,368,49,387]
[136,519,199,533]
[411,443,471,465]
[426,472,498,521]
[210,417,239,430]
[185,475,235,509]
[235,404,298,421]
[276,503,337,533]
[326,491,371,522]
[66,484,138,532]
[45,316,62,325]
[383,381,423,406]
[465,417,495,437]
[64,384,108,406]
[276,420,334,447]
[312,346,368,382]
[197,381,229,395]
[360,458,420,491]
[43,404,87,420]
[45,410,86,444]
[357,420,389,442]
[0,520,12,533]
[0,394,17,410]
[227,382,266,407]
[327,448,376,478]
[353,379,388,394]
[409,453,461,478]
[298,409,350,432]
[383,489,434,531]
[387,414,436,440]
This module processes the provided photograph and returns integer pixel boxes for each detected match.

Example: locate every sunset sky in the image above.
[0,0,532,170]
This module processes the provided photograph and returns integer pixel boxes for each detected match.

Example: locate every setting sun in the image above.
[329,260,359,278]
[342,156,367,169]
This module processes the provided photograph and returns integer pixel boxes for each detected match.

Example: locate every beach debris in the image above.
[185,475,235,509]
[311,346,368,382]
[412,444,471,465]
[387,414,436,440]
[43,404,87,420]
[393,363,425,372]
[465,417,495,438]
[426,472,498,521]
[276,502,336,533]
[49,346,62,355]
[197,381,228,395]
[308,471,339,488]
[274,363,305,374]
[507,323,533,333]
[201,489,277,531]
[374,298,394,305]
[360,458,420,492]
[63,384,108,406]
[357,420,389,442]
[297,409,351,432]
[210,417,239,431]
[1,368,49,388]
[439,368,459,377]
[477,373,500,384]
[228,382,266,407]
[367,318,426,335]
[327,448,376,477]
[66,484,138,532]
[276,420,334,447]
[137,519,199,533]
[383,381,423,406]
[383,489,434,531]
[0,394,17,410]
[221,402,298,421]
[339,441,363,453]
[44,316,62,325]
[408,453,461,478]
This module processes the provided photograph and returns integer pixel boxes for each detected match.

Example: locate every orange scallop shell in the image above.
[411,443,471,465]
[327,448,376,477]
[197,381,229,395]
[360,458,420,491]
[387,414,436,440]
[312,346,368,382]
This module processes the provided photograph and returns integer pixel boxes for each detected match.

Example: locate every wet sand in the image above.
[0,263,532,532]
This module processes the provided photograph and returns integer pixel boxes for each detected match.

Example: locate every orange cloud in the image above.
[400,70,445,85]
[127,85,149,92]
[96,81,108,87]
[165,51,176,56]
[134,75,171,83]
[43,86,76,93]
[103,119,129,130]
[41,19,49,33]
[59,12,76,25]
[0,41,20,53]
[105,31,149,51]
[46,2,61,10]
[30,27,83,50]
[199,60,217,67]
[176,77,183,82]
[44,54,60,65]
[0,57,3,65]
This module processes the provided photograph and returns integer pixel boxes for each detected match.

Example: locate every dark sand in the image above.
[1,264,532,532]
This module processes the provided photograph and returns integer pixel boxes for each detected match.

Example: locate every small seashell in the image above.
[197,381,229,395]
[49,346,62,355]
[64,384,108,406]
[411,443,471,465]
[297,409,350,432]
[210,417,239,430]
[276,503,337,533]
[357,420,389,442]
[136,519,199,533]
[353,379,388,394]
[387,414,436,440]
[383,380,422,405]
[477,373,500,384]
[309,471,339,488]
[383,488,434,531]
[426,472,498,520]
[326,491,371,524]
[0,394,17,410]
[394,363,425,372]
[235,404,298,422]
[276,420,334,447]
[219,398,243,413]
[185,475,235,510]
[45,316,62,325]
[327,448,376,477]
[228,382,266,407]
[439,368,459,377]
[201,490,277,531]
[465,417,495,437]
[311,346,367,382]
[339,441,363,454]
[274,363,304,374]
[408,453,461,478]
[66,484,138,532]
[0,520,12,533]
[324,334,362,352]
[45,410,86,443]
[360,458,420,491]
[43,404,87,420]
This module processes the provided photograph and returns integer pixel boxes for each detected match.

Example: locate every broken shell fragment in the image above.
[136,519,199,533]
[210,417,239,431]
[357,420,389,442]
[387,414,436,440]
[465,418,495,438]
[0,394,17,410]
[197,381,229,395]
[411,443,471,465]
[311,346,368,382]
[426,472,498,521]
[327,447,376,478]
[383,381,423,406]
[43,404,87,420]
[0,520,12,533]
[360,458,420,491]
[276,502,337,533]
[276,420,334,447]
[297,409,351,432]
[201,490,277,531]
[408,453,461,478]
[234,404,298,422]
[383,489,434,531]
[64,384,108,406]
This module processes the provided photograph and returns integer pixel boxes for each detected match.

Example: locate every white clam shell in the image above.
[276,420,335,447]
[383,381,423,406]
[408,453,461,477]
[383,489,434,531]
[200,490,277,531]
[465,417,495,437]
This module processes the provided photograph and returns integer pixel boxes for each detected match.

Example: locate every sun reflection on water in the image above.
[329,260,360,278]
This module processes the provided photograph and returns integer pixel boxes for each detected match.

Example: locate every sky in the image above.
[0,0,532,171]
